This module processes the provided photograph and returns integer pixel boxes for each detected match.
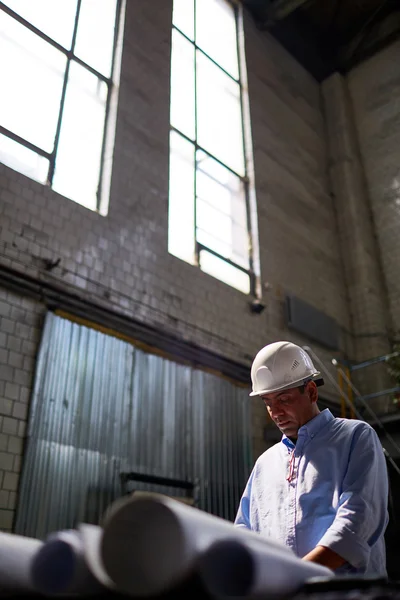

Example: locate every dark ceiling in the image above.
[243,0,400,81]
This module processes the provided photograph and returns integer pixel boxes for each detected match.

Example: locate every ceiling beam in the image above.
[266,0,313,21]
[338,7,400,72]
[244,0,400,81]
[243,0,313,26]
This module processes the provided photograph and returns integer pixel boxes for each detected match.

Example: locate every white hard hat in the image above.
[250,341,324,397]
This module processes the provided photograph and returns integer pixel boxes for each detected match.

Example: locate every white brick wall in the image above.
[0,288,44,530]
[321,73,393,412]
[244,12,349,336]
[347,40,400,338]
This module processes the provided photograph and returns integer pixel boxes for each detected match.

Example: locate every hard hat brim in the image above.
[249,374,324,397]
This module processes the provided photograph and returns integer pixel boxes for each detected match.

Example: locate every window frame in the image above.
[170,0,256,296]
[0,0,122,212]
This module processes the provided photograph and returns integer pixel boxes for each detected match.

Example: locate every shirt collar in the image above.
[281,409,334,449]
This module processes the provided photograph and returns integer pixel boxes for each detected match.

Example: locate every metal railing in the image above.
[304,346,400,478]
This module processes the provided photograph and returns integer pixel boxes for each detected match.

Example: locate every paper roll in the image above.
[31,528,107,595]
[101,493,296,596]
[0,531,42,591]
[79,523,115,590]
[198,538,332,598]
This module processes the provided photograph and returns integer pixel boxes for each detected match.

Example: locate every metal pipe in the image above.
[359,387,400,402]
[349,352,400,372]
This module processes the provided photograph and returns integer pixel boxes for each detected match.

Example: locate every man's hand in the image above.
[302,545,346,570]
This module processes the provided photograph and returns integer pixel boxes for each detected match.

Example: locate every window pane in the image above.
[196,52,244,175]
[74,0,118,77]
[52,62,107,211]
[197,198,232,246]
[197,208,249,269]
[196,152,249,268]
[168,131,195,264]
[199,250,250,294]
[0,134,48,184]
[197,154,232,216]
[172,0,194,40]
[2,0,78,49]
[196,0,238,79]
[197,229,231,259]
[232,223,250,268]
[170,30,195,140]
[0,11,67,152]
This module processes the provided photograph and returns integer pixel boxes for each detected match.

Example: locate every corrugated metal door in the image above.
[15,312,252,538]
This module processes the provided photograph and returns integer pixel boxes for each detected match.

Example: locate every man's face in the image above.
[261,383,318,439]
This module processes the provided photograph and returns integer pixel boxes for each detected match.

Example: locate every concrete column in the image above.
[322,73,392,412]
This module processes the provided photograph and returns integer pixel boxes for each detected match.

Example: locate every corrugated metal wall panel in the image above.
[15,313,252,539]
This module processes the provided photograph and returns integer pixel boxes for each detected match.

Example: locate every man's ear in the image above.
[307,381,318,404]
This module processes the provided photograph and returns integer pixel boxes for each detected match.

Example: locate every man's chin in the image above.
[279,424,296,436]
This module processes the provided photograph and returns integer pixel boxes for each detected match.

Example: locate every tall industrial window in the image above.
[0,0,122,213]
[169,0,257,295]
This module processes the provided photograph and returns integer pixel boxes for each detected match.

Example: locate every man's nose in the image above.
[269,405,284,419]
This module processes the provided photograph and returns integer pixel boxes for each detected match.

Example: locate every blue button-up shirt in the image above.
[235,410,388,575]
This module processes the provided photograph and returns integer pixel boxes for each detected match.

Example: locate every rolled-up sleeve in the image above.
[318,425,388,570]
[234,469,255,529]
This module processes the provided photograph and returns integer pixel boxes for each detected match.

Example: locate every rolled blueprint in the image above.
[101,493,300,596]
[198,538,332,598]
[0,531,43,591]
[31,528,108,595]
[79,523,115,590]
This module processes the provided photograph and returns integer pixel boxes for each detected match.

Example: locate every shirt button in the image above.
[311,434,315,438]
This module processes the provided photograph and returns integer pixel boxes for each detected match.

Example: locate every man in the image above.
[235,341,389,576]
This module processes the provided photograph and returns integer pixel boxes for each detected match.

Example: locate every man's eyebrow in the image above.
[262,391,289,401]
